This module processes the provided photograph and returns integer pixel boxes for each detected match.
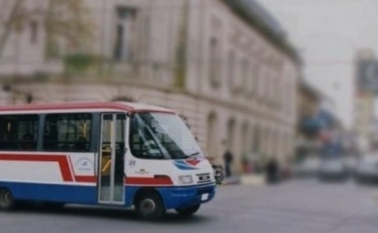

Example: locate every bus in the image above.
[0,102,216,219]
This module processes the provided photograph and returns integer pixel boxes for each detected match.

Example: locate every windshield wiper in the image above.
[174,153,190,159]
[172,152,200,160]
[189,152,200,156]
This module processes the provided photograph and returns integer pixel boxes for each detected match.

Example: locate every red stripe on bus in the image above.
[74,176,173,185]
[0,102,175,114]
[0,102,134,112]
[67,156,75,181]
[75,176,97,183]
[0,154,74,182]
[125,176,173,185]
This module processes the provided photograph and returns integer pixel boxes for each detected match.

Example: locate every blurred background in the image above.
[0,0,378,182]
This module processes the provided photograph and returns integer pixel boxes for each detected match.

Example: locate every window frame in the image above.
[42,113,95,153]
[0,114,40,152]
[128,113,167,160]
[30,20,39,45]
[113,7,137,62]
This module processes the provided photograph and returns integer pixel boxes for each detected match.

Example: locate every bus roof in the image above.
[0,102,176,114]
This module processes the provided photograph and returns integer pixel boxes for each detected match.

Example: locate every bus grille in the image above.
[196,173,211,183]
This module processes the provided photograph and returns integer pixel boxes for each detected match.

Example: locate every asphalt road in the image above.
[2,179,378,233]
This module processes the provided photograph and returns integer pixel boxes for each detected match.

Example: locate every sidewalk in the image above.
[222,174,266,186]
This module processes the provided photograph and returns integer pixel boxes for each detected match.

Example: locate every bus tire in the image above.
[175,204,200,216]
[135,192,165,220]
[0,188,15,211]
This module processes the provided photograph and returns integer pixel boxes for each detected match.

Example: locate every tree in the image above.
[0,0,95,62]
[45,0,96,58]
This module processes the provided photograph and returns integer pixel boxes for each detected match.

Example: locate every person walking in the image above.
[223,150,234,177]
[266,157,279,184]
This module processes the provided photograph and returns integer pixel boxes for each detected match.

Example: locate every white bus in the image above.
[0,102,216,219]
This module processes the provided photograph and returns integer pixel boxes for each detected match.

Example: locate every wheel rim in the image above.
[139,198,156,215]
[0,190,12,208]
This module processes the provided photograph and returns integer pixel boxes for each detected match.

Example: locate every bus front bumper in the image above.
[158,183,216,210]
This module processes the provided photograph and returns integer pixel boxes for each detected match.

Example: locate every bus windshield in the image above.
[129,112,203,160]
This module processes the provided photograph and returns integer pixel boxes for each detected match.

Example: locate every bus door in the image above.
[98,113,126,205]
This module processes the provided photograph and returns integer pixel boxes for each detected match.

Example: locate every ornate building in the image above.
[0,0,300,174]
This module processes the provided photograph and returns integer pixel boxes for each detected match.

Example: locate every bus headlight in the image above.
[178,175,193,184]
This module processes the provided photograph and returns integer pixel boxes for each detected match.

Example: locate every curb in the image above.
[220,175,266,186]
[221,177,241,186]
[240,175,266,186]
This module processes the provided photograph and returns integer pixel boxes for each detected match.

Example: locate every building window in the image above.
[263,71,270,101]
[234,56,244,92]
[241,58,250,93]
[258,70,265,98]
[269,74,276,104]
[43,113,92,152]
[30,20,38,44]
[285,81,291,115]
[228,50,236,91]
[113,7,136,62]
[253,64,261,95]
[247,61,254,95]
[253,126,260,153]
[209,37,221,87]
[209,16,222,88]
[0,115,39,151]
[276,75,282,106]
[290,80,296,116]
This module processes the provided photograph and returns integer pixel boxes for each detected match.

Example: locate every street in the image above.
[1,179,378,233]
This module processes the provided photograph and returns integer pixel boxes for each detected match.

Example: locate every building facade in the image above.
[296,79,342,160]
[0,0,300,174]
[296,81,322,159]
[353,49,376,149]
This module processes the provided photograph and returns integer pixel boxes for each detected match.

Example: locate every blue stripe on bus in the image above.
[0,182,98,205]
[0,182,216,210]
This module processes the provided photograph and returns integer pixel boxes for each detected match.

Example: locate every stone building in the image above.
[353,49,376,145]
[0,0,300,174]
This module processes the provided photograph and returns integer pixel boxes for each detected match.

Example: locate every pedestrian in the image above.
[266,158,278,184]
[223,150,233,177]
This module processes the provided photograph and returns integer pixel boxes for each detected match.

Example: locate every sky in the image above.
[260,0,378,129]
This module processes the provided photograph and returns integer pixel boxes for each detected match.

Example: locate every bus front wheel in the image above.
[135,192,165,220]
[0,188,14,211]
[175,204,201,216]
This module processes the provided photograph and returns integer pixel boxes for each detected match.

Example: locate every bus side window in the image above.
[129,116,164,159]
[0,120,14,150]
[0,115,39,151]
[129,118,143,157]
[75,136,87,151]
[44,120,58,150]
[43,113,92,152]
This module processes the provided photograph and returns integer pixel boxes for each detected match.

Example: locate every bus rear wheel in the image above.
[0,188,14,211]
[135,192,165,220]
[175,204,201,216]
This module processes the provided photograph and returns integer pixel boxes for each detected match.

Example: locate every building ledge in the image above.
[222,0,302,64]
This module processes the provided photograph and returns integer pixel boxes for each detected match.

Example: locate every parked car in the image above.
[292,157,320,178]
[344,156,358,175]
[317,157,348,181]
[355,155,378,184]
